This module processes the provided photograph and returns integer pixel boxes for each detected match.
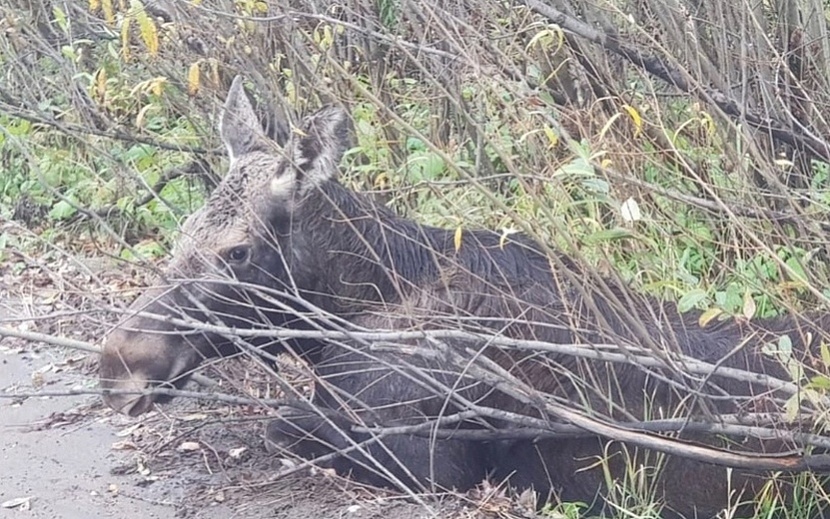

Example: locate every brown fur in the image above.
[100,77,829,518]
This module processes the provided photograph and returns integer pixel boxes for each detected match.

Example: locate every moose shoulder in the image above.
[100,76,830,518]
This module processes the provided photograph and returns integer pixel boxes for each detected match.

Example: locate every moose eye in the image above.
[226,245,250,264]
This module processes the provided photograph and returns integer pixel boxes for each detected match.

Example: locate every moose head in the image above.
[100,77,353,415]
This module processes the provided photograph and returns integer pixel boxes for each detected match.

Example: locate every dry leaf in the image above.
[179,413,208,422]
[742,290,756,320]
[187,62,201,96]
[1,497,32,510]
[115,423,142,437]
[453,226,463,252]
[698,307,722,327]
[137,459,151,476]
[111,440,137,451]
[228,447,247,459]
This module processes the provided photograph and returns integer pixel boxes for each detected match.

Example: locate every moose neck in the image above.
[287,181,442,312]
[284,180,554,317]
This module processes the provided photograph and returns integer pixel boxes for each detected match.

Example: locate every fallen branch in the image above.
[104,303,814,404]
[457,348,830,473]
[355,412,830,450]
[0,304,810,405]
[0,326,217,388]
[0,386,290,409]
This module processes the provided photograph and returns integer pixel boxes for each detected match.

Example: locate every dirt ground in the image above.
[0,226,533,519]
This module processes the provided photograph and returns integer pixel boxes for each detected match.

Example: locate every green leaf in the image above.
[61,45,78,61]
[678,288,707,313]
[0,233,7,261]
[134,240,165,258]
[807,375,830,391]
[583,228,634,244]
[821,342,830,368]
[406,137,426,152]
[784,393,800,423]
[407,151,444,182]
[49,200,77,220]
[778,334,793,358]
[558,157,594,177]
[53,6,69,32]
[785,255,807,284]
[580,177,609,195]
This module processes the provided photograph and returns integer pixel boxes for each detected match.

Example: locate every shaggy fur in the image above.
[100,76,829,518]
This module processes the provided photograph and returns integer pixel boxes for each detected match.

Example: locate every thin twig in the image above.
[0,309,809,403]
[101,301,812,402]
[0,326,218,387]
[355,412,830,450]
[0,386,287,409]
[456,348,830,472]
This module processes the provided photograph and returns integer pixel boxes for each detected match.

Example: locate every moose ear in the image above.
[292,105,352,189]
[219,76,268,163]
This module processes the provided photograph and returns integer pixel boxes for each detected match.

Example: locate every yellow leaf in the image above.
[543,126,558,148]
[95,68,107,102]
[698,307,722,328]
[778,280,807,291]
[499,228,517,250]
[699,111,715,136]
[454,226,463,252]
[101,0,114,24]
[621,104,642,136]
[121,17,131,61]
[598,112,622,141]
[149,77,165,97]
[136,103,152,129]
[210,58,219,86]
[525,27,563,52]
[187,62,200,96]
[774,158,794,168]
[89,0,101,12]
[135,3,159,56]
[322,25,333,48]
[373,172,388,189]
[742,290,756,320]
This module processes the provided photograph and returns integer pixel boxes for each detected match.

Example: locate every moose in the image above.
[100,76,830,518]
